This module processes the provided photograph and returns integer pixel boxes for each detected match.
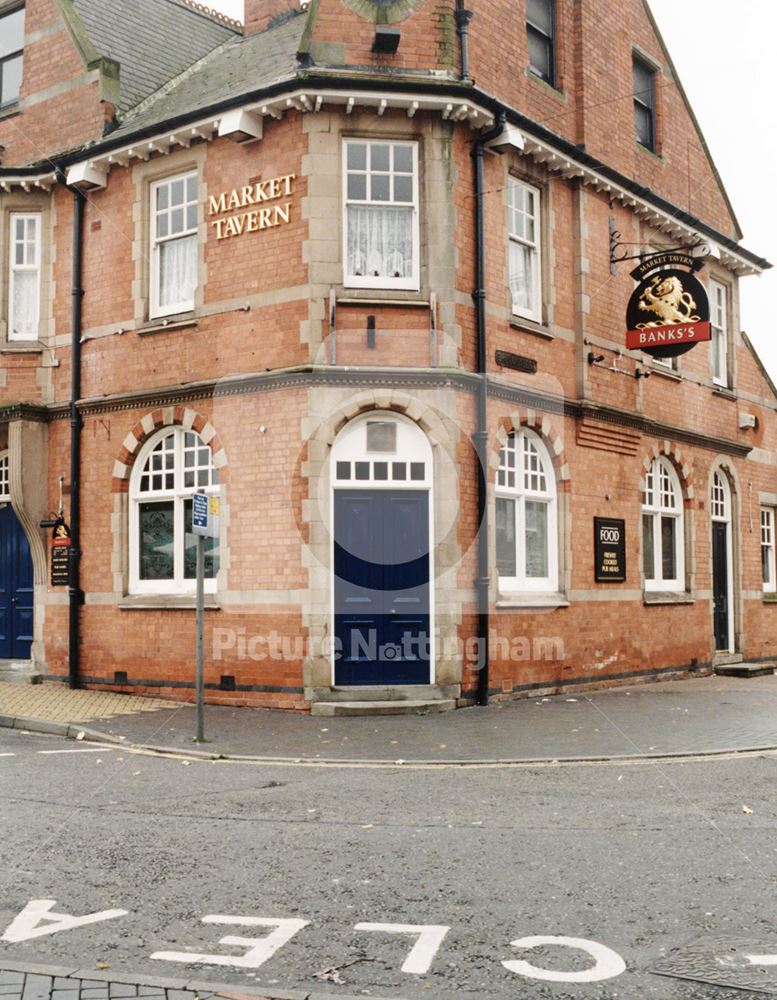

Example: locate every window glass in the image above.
[0,452,9,500]
[633,57,656,150]
[9,212,40,340]
[132,428,218,593]
[344,140,418,289]
[151,172,198,318]
[527,0,555,85]
[709,279,728,385]
[642,456,683,590]
[496,430,556,590]
[508,178,541,320]
[762,508,776,592]
[0,7,24,107]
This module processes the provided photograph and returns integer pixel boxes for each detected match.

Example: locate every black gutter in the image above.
[472,111,505,707]
[17,72,763,272]
[68,187,86,689]
[454,1,473,81]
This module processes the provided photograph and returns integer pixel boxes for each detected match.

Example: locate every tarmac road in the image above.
[2,727,777,999]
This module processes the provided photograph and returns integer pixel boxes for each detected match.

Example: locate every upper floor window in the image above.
[633,56,656,151]
[526,0,555,86]
[496,429,557,592]
[9,212,40,341]
[762,508,776,594]
[0,5,24,108]
[709,278,729,386]
[642,456,684,591]
[130,427,219,594]
[508,177,541,322]
[150,172,198,319]
[343,139,419,290]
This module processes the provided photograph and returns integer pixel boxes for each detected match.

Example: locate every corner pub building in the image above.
[0,0,775,713]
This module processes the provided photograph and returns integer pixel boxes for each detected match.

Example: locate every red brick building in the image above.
[0,0,774,712]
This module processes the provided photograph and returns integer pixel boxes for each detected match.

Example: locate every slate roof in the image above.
[73,0,238,113]
[107,12,306,139]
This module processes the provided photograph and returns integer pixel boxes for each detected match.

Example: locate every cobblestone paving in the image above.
[0,684,176,723]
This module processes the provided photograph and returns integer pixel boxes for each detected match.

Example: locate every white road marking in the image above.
[745,953,777,966]
[151,915,309,969]
[0,753,16,757]
[502,935,627,983]
[354,921,450,974]
[38,747,115,755]
[1,899,128,943]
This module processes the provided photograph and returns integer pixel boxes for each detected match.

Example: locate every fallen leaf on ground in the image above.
[95,962,111,971]
[743,804,754,815]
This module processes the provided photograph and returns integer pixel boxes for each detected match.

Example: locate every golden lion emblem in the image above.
[636,274,700,328]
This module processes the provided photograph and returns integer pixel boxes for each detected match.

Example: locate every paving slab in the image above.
[2,671,777,763]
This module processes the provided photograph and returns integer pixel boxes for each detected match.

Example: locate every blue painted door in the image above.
[334,489,430,685]
[0,504,34,659]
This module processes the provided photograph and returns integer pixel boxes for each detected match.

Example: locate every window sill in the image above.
[509,317,553,341]
[526,70,565,100]
[762,592,777,604]
[636,142,663,162]
[0,342,44,354]
[0,102,20,121]
[711,384,736,399]
[119,594,220,610]
[643,591,694,605]
[138,315,197,337]
[649,363,682,381]
[335,291,429,307]
[497,591,569,609]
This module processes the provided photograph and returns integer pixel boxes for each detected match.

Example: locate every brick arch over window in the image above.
[707,455,741,503]
[491,410,570,490]
[111,405,228,493]
[639,441,693,504]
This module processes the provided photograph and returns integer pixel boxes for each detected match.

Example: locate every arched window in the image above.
[642,456,684,591]
[710,470,730,522]
[496,429,557,591]
[130,427,219,594]
[0,451,9,501]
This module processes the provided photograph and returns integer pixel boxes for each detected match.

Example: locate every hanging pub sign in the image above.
[50,519,71,587]
[594,517,626,583]
[625,252,710,359]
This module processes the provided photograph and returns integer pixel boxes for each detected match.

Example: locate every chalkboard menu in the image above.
[594,517,626,583]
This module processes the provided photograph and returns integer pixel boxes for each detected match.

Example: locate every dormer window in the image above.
[0,5,24,108]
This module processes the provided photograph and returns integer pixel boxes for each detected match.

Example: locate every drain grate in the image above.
[651,936,777,994]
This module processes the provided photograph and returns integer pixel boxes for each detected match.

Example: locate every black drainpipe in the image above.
[454,0,473,81]
[472,111,505,707]
[68,187,85,689]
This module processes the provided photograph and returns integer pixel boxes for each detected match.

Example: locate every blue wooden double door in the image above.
[334,489,431,685]
[0,505,34,660]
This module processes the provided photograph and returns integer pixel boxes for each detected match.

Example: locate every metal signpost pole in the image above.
[195,532,205,743]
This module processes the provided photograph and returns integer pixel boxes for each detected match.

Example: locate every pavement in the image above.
[2,671,777,764]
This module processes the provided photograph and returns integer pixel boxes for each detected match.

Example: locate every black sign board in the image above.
[594,517,626,583]
[50,519,71,587]
[625,251,710,359]
[495,350,538,374]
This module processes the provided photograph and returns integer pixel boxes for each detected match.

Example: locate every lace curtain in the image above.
[159,234,197,309]
[509,241,535,314]
[347,205,413,279]
[11,271,37,338]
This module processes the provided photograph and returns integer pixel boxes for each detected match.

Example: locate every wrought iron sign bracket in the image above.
[609,216,706,275]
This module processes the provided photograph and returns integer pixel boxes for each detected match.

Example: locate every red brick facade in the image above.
[0,0,774,709]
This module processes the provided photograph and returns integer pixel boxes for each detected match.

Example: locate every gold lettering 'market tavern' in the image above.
[208,174,296,240]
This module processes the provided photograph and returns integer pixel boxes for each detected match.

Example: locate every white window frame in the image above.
[642,456,685,592]
[0,450,9,500]
[709,278,729,387]
[508,177,542,322]
[342,138,420,291]
[149,171,198,319]
[762,507,776,594]
[8,211,40,341]
[129,427,219,595]
[496,429,558,592]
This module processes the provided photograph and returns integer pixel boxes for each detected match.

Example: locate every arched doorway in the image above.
[710,470,734,653]
[0,452,34,661]
[331,413,433,686]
